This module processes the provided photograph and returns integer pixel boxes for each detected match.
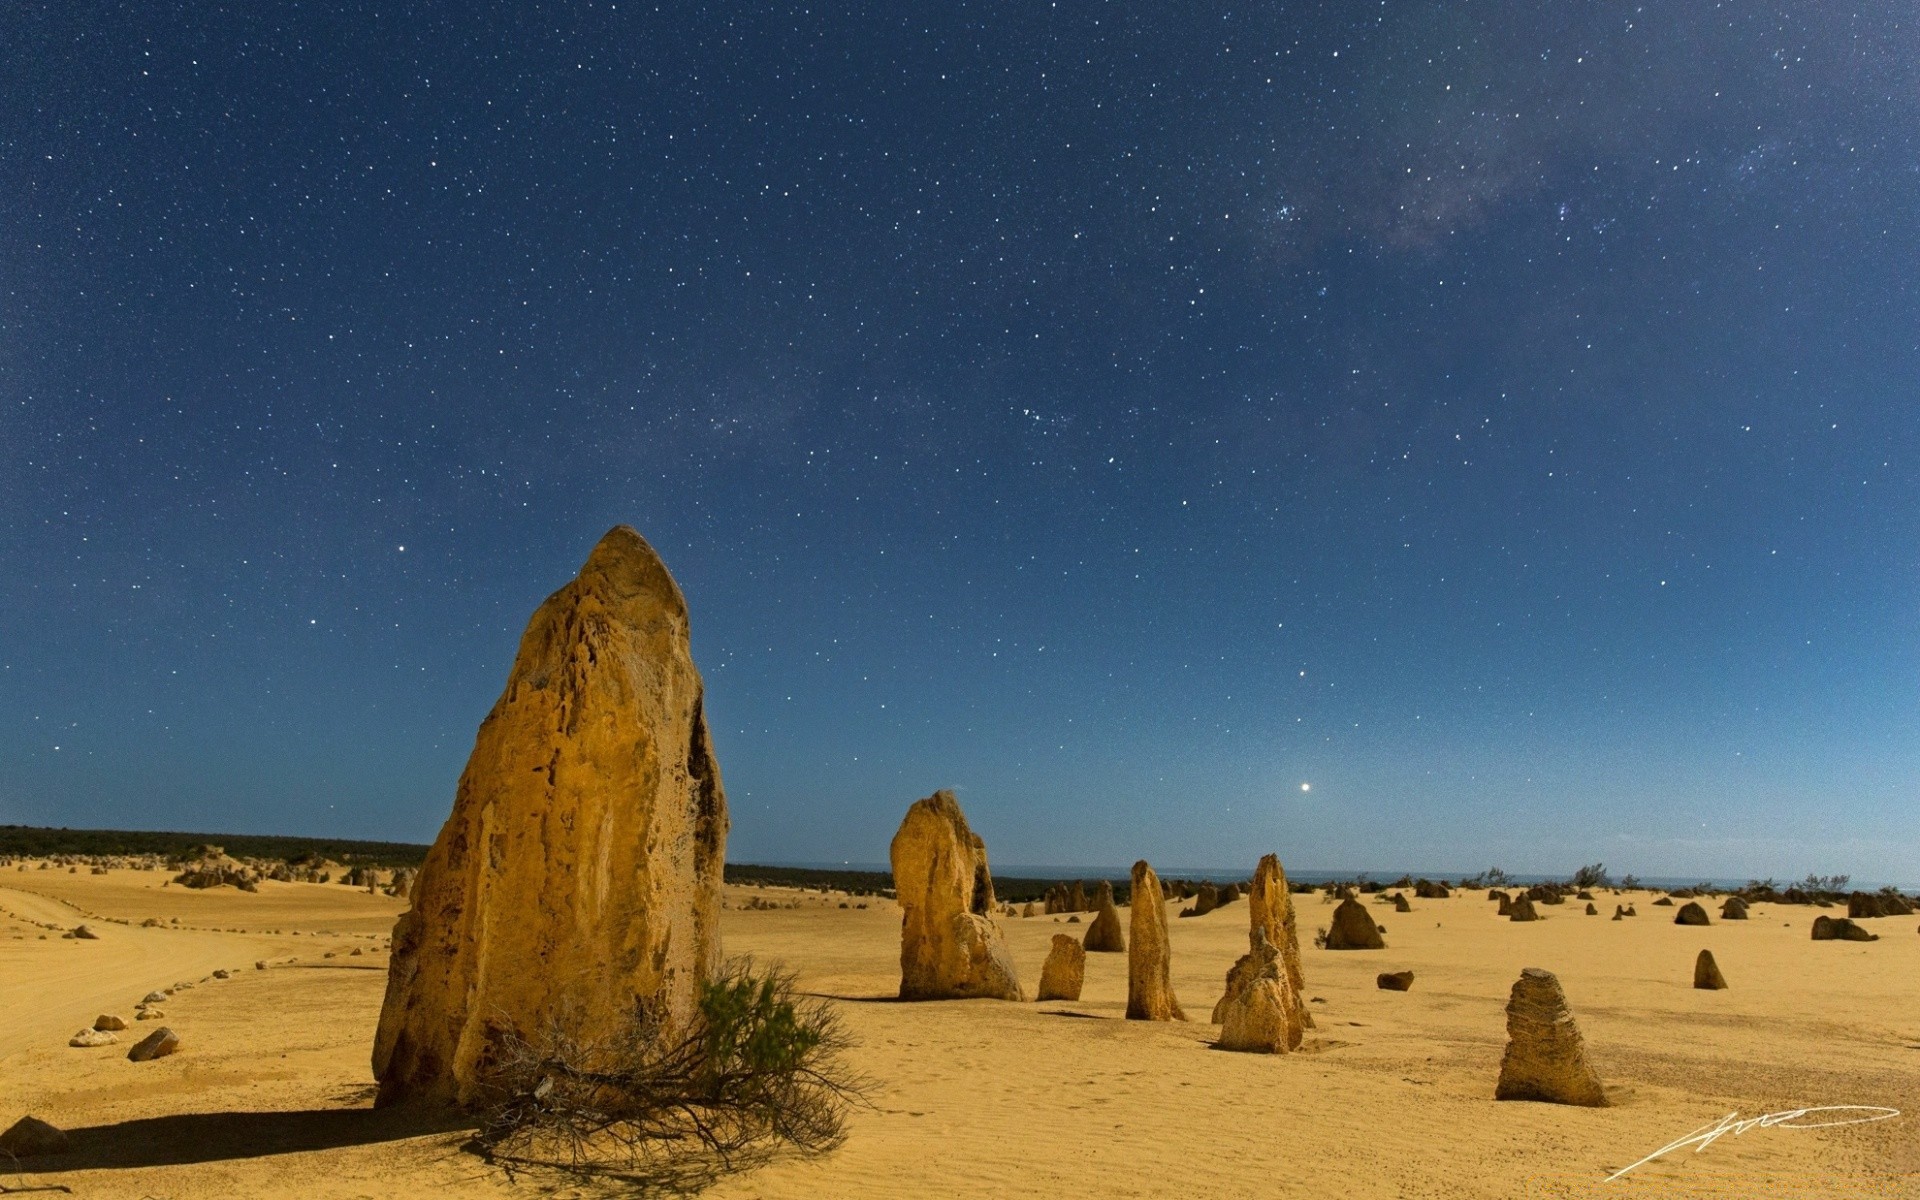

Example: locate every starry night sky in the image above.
[3,3,1916,882]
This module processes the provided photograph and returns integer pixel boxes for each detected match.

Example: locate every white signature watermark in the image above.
[1607,1106,1900,1181]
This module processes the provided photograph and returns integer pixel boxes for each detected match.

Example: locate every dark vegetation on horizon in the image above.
[0,824,430,867]
[6,828,1896,903]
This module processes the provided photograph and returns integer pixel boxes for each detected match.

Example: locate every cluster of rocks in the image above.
[1178,880,1242,918]
[1811,915,1879,942]
[1848,891,1916,919]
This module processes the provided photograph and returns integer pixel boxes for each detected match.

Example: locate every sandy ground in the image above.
[3,866,1916,1198]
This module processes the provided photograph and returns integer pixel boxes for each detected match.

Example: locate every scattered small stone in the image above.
[70,924,99,940]
[136,1008,165,1020]
[212,968,231,979]
[127,1027,181,1061]
[94,1014,127,1031]
[1377,970,1415,991]
[141,990,169,1004]
[70,1028,118,1047]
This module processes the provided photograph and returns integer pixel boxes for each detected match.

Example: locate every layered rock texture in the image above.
[1126,861,1185,1020]
[1494,968,1608,1106]
[1036,934,1086,1001]
[1082,880,1127,952]
[372,527,728,1109]
[891,790,1023,1001]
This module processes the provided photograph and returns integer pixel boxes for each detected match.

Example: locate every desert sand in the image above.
[3,866,1916,1197]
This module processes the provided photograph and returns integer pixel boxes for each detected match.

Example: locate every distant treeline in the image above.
[0,826,1132,900]
[0,825,431,867]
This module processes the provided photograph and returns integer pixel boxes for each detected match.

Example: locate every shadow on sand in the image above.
[8,1106,468,1174]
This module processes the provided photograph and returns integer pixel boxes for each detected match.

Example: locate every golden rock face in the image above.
[372,526,728,1109]
[890,790,1023,1001]
[1126,861,1185,1022]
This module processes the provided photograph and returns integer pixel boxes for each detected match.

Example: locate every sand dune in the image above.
[3,871,1915,1197]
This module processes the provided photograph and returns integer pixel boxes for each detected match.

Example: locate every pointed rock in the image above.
[892,790,1023,1000]
[1508,896,1541,922]
[372,527,729,1108]
[1326,896,1387,948]
[1082,880,1127,952]
[1036,934,1086,1001]
[0,1116,68,1158]
[1126,861,1185,1020]
[1494,968,1607,1106]
[1693,949,1727,989]
[1674,901,1711,926]
[1720,897,1749,920]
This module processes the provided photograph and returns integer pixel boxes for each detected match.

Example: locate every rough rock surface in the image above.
[69,1028,117,1047]
[1584,902,1598,915]
[1214,929,1299,1053]
[1494,968,1607,1106]
[94,1014,127,1031]
[372,526,729,1109]
[1210,854,1311,1030]
[1035,934,1086,1001]
[1081,880,1126,953]
[1126,861,1185,1020]
[1391,894,1412,913]
[1673,901,1711,926]
[1507,896,1540,922]
[1811,915,1879,942]
[1326,897,1386,948]
[1693,949,1728,989]
[1377,970,1415,991]
[1720,897,1750,920]
[127,1027,180,1062]
[892,790,1023,1001]
[0,1116,68,1157]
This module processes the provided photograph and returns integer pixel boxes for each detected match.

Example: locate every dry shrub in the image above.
[473,958,864,1189]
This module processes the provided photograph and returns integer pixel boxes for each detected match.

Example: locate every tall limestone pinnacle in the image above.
[890,790,1024,1001]
[372,526,729,1108]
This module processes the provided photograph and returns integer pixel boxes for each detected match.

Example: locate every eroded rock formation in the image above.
[371,526,728,1108]
[1214,929,1299,1052]
[1494,968,1607,1106]
[1126,861,1185,1020]
[1693,949,1728,989]
[1326,896,1387,948]
[1036,934,1086,1001]
[892,790,1023,1001]
[1082,880,1126,952]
